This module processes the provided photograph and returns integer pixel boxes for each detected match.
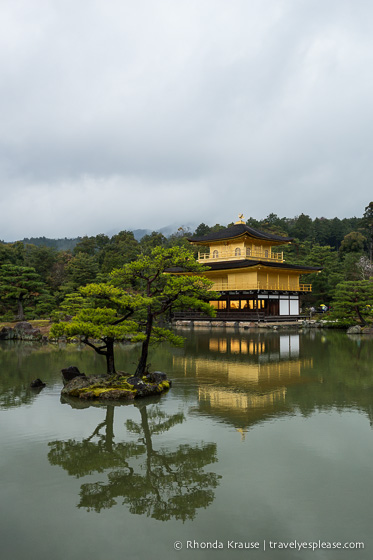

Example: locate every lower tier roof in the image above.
[167,259,322,273]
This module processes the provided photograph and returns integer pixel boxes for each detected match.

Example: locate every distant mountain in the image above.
[132,229,152,241]
[107,223,197,240]
[158,223,196,237]
[13,222,198,250]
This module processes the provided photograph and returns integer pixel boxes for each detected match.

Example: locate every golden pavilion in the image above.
[174,215,321,320]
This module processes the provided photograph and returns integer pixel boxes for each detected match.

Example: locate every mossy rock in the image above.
[61,372,171,401]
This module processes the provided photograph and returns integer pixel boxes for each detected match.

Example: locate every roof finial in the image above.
[235,213,245,224]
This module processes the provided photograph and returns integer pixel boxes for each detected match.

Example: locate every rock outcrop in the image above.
[0,322,42,341]
[61,369,172,401]
[61,366,87,384]
[30,378,46,388]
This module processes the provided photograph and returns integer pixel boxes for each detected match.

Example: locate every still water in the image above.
[0,328,372,560]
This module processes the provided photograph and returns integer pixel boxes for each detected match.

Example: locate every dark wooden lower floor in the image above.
[172,311,305,322]
[173,291,303,321]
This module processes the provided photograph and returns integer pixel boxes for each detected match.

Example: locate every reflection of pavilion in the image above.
[198,386,287,414]
[208,333,301,361]
[174,333,313,434]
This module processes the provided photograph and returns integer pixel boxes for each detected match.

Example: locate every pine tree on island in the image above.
[51,246,218,377]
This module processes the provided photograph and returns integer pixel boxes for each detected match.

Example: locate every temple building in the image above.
[173,215,321,321]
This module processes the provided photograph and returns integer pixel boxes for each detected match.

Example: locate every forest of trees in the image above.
[0,203,372,322]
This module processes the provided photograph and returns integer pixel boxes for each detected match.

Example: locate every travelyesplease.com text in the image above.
[173,539,365,551]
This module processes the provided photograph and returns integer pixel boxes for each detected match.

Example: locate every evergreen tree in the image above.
[66,253,99,288]
[50,284,145,374]
[339,231,366,255]
[100,231,140,272]
[362,201,373,263]
[51,247,217,376]
[139,231,167,254]
[111,246,218,376]
[332,280,373,326]
[23,244,59,286]
[193,223,212,237]
[73,236,97,256]
[290,213,313,241]
[0,264,51,320]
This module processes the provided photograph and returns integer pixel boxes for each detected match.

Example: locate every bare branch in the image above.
[83,336,107,355]
[111,309,134,326]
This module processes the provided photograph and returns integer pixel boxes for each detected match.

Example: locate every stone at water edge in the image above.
[145,371,168,383]
[0,324,41,341]
[346,325,362,334]
[61,366,87,384]
[0,327,15,340]
[30,378,46,388]
[14,322,34,331]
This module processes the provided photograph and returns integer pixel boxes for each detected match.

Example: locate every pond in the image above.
[0,328,372,559]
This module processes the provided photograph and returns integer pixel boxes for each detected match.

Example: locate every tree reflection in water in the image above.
[48,401,221,521]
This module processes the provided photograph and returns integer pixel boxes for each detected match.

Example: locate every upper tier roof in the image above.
[189,223,293,245]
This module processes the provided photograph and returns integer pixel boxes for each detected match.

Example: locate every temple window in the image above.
[264,250,269,258]
[246,247,251,256]
[212,250,219,258]
[235,247,241,256]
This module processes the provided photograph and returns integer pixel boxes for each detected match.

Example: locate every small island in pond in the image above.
[61,366,171,401]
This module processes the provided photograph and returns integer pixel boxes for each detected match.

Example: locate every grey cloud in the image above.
[1,0,372,240]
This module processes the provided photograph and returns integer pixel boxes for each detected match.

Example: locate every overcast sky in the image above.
[1,0,372,241]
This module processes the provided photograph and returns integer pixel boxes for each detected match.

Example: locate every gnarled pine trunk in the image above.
[105,338,116,374]
[135,312,153,377]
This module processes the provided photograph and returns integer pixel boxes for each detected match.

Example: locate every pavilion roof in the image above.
[167,259,322,274]
[189,223,293,245]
